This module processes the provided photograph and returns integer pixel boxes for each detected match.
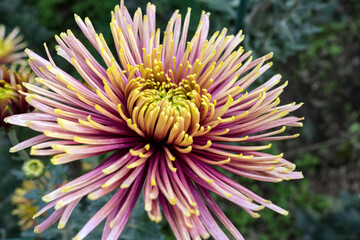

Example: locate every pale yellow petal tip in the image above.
[170,198,177,205]
[155,216,162,223]
[129,149,136,155]
[195,209,200,216]
[109,221,114,229]
[282,210,289,216]
[42,195,51,203]
[34,227,40,234]
[102,169,111,175]
[271,157,280,163]
[58,32,67,39]
[55,201,64,210]
[264,200,272,204]
[253,213,261,218]
[87,193,95,200]
[25,95,33,101]
[9,147,16,153]
[225,193,233,198]
[101,181,111,188]
[52,143,60,149]
[66,29,73,35]
[3,117,10,123]
[151,180,156,186]
[203,233,211,239]
[50,157,58,165]
[206,179,214,184]
[126,163,135,169]
[58,223,65,229]
[61,186,72,193]
[189,208,195,215]
[24,121,32,127]
[74,14,81,21]
[54,35,62,43]
[73,136,81,142]
[53,108,61,114]
[257,205,265,211]
[120,184,129,189]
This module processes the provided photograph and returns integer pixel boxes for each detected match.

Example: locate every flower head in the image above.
[11,180,40,230]
[0,65,33,128]
[6,1,303,239]
[0,25,27,64]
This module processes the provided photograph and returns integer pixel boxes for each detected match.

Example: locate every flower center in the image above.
[0,80,17,99]
[124,60,201,148]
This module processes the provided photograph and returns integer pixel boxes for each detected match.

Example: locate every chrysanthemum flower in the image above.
[11,180,40,230]
[11,171,60,230]
[0,65,33,128]
[6,1,304,239]
[0,25,27,64]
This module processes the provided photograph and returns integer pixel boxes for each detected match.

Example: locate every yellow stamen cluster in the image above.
[0,80,18,102]
[117,47,222,150]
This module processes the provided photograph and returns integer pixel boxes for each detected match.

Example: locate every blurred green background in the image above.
[0,0,359,239]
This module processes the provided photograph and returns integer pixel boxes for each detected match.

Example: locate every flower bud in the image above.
[22,159,45,179]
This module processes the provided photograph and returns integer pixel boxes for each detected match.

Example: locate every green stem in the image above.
[235,0,249,32]
[8,127,30,161]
